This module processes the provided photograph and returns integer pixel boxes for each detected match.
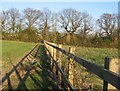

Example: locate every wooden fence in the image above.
[1,41,119,90]
[44,41,120,91]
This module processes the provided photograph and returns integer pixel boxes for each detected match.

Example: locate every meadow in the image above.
[2,40,118,89]
[2,41,56,90]
[75,46,118,66]
[2,40,36,76]
[74,46,118,89]
[60,44,118,89]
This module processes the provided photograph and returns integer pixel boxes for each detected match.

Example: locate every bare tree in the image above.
[97,13,117,39]
[80,12,93,44]
[16,18,23,32]
[8,8,20,33]
[0,11,9,32]
[110,14,118,39]
[59,8,82,43]
[23,8,42,30]
[39,8,53,41]
[51,12,58,42]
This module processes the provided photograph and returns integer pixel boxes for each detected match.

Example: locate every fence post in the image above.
[45,42,49,56]
[103,57,109,91]
[58,44,62,84]
[52,43,57,75]
[68,47,75,87]
[103,57,119,90]
[53,43,57,61]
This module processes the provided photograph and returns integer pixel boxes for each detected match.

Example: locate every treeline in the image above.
[0,8,118,48]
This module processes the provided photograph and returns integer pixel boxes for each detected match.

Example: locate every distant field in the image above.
[2,40,36,76]
[74,46,118,89]
[2,40,118,68]
[75,46,118,66]
[61,45,118,89]
[63,45,118,66]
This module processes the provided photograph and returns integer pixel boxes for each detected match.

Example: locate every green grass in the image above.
[2,40,36,75]
[60,45,118,89]
[74,46,118,89]
[2,42,56,90]
[2,40,118,90]
[75,46,118,66]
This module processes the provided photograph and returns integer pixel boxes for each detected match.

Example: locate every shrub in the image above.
[18,28,42,43]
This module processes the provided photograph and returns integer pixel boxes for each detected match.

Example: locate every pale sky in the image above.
[0,2,118,20]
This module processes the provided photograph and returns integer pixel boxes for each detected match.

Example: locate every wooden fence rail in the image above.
[44,41,120,90]
[45,45,74,91]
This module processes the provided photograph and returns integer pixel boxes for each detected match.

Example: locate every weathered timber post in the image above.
[53,43,57,76]
[52,43,59,89]
[53,43,57,61]
[68,47,75,86]
[103,57,109,91]
[108,58,119,90]
[58,44,62,84]
[103,57,120,90]
[45,42,49,55]
[51,43,54,70]
[51,43,54,58]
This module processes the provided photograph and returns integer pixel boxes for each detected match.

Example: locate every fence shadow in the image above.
[1,44,57,90]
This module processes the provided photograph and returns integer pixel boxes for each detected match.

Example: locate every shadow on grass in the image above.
[2,44,57,90]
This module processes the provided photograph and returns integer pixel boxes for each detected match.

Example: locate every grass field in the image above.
[61,45,118,89]
[74,46,118,89]
[75,46,118,66]
[62,45,118,67]
[3,41,56,91]
[2,40,118,68]
[2,40,118,89]
[2,40,37,76]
